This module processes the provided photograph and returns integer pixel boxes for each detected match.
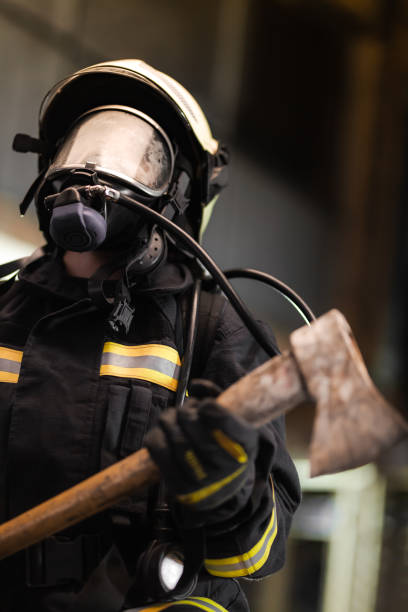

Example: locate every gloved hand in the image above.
[144,386,259,525]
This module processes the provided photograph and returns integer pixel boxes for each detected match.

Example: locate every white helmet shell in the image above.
[81,60,219,156]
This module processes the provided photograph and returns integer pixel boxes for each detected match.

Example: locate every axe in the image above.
[0,309,406,561]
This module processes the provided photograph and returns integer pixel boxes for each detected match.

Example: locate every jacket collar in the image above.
[18,252,195,302]
[18,253,89,302]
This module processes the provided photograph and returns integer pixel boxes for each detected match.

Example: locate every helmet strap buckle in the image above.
[161,169,190,220]
[202,144,229,205]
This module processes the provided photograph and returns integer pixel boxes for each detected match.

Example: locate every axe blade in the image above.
[289,309,408,476]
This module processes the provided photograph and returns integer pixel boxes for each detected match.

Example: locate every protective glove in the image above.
[144,389,259,525]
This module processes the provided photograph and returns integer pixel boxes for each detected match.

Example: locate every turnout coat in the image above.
[0,252,301,612]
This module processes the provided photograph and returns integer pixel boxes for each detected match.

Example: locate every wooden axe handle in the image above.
[1,309,406,559]
[0,352,304,560]
[0,448,157,560]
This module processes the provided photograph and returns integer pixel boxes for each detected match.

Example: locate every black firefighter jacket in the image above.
[0,253,301,612]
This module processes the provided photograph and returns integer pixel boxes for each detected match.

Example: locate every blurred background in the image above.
[0,0,407,610]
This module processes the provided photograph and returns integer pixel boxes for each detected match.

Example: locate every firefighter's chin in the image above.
[62,249,122,279]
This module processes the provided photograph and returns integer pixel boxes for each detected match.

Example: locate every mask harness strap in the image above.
[161,167,191,221]
[19,170,47,216]
[203,143,229,204]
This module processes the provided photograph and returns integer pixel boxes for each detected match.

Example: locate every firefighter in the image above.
[0,60,301,612]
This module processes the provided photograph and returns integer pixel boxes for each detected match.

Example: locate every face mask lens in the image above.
[49,107,174,196]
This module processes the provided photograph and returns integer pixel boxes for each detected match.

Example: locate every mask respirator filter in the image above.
[48,187,107,252]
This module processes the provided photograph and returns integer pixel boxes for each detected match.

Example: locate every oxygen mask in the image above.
[40,105,175,254]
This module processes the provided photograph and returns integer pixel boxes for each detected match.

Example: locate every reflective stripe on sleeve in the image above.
[204,480,278,577]
[176,464,246,506]
[100,342,181,392]
[0,346,23,383]
[131,596,229,612]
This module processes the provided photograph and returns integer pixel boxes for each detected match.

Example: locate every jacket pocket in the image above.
[100,384,130,469]
[119,384,153,457]
[100,383,169,469]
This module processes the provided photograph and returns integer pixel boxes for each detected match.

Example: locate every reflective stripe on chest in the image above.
[0,346,23,383]
[100,341,181,392]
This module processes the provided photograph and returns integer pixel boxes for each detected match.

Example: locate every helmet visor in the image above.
[48,106,174,196]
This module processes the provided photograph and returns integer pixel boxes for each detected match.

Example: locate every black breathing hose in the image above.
[116,192,280,357]
[174,278,201,408]
[223,268,316,324]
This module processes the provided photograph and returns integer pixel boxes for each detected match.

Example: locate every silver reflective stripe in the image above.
[101,352,180,379]
[204,503,278,577]
[0,358,20,374]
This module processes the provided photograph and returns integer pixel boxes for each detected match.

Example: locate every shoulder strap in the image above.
[190,288,226,379]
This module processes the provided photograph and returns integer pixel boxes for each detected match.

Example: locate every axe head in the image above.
[290,310,408,477]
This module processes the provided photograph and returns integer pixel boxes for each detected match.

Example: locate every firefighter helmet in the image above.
[35,59,229,242]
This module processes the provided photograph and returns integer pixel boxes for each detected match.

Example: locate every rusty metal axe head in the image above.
[290,309,408,476]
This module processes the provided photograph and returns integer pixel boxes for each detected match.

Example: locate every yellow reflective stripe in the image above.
[103,341,181,365]
[212,428,248,463]
[0,347,23,362]
[135,597,228,612]
[100,364,178,392]
[0,372,19,383]
[204,480,278,577]
[176,464,246,505]
[205,510,277,577]
[135,605,172,612]
[181,602,221,612]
